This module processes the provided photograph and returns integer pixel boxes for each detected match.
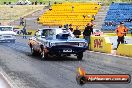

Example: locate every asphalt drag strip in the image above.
[0,36,132,88]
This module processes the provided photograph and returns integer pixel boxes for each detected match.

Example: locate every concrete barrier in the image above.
[90,36,112,53]
[117,44,132,57]
[27,30,36,36]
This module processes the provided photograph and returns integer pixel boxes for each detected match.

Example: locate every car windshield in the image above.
[0,27,12,31]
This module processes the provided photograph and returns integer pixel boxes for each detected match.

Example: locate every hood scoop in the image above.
[56,34,70,40]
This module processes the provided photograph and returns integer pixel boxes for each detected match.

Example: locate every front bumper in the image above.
[0,38,16,42]
[48,45,88,54]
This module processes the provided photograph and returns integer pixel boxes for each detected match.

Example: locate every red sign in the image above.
[94,39,103,48]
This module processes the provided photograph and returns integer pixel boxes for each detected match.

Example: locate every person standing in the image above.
[69,24,73,32]
[89,20,94,27]
[115,22,128,48]
[20,17,24,26]
[73,26,81,38]
[83,23,93,49]
[22,26,27,39]
[59,25,63,28]
[72,5,74,12]
[49,1,51,6]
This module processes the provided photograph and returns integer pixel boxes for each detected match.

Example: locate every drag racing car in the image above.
[28,28,88,60]
[0,26,16,43]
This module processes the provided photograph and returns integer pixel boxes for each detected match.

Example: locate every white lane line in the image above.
[0,71,18,88]
[0,72,13,88]
[87,51,132,59]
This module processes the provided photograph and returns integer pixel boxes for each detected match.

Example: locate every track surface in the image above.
[0,36,132,88]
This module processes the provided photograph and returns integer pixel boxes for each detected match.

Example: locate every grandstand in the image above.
[38,2,101,30]
[0,0,132,32]
[102,3,132,31]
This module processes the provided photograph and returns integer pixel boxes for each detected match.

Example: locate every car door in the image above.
[32,30,42,51]
[36,29,49,48]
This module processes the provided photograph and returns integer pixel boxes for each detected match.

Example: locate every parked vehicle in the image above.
[93,29,103,36]
[0,26,16,43]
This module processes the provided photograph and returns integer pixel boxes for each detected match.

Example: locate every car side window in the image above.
[42,30,48,37]
[41,29,54,39]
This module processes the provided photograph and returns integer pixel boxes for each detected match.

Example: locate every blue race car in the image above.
[28,28,88,60]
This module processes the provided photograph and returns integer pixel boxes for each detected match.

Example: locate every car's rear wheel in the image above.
[77,52,83,60]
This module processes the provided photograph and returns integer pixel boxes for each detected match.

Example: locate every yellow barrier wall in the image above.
[90,36,112,53]
[117,44,132,57]
[27,29,36,36]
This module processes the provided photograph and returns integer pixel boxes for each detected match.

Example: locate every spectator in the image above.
[83,15,86,19]
[59,25,63,28]
[35,1,37,5]
[69,24,73,32]
[40,2,43,5]
[83,23,93,50]
[4,2,6,5]
[87,15,91,18]
[22,26,27,39]
[130,19,132,22]
[94,7,97,10]
[64,24,68,30]
[128,18,131,22]
[20,17,24,26]
[73,26,81,38]
[24,19,27,27]
[54,1,57,4]
[49,7,52,11]
[92,15,95,20]
[115,22,128,48]
[37,18,40,21]
[32,2,34,5]
[105,21,108,26]
[109,21,112,26]
[72,5,74,12]
[112,21,116,26]
[9,2,11,5]
[89,20,94,27]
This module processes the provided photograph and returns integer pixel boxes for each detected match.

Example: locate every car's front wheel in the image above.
[77,52,83,60]
[31,47,37,56]
[41,50,48,60]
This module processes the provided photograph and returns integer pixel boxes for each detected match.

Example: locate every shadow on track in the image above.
[27,53,80,61]
[0,42,83,61]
